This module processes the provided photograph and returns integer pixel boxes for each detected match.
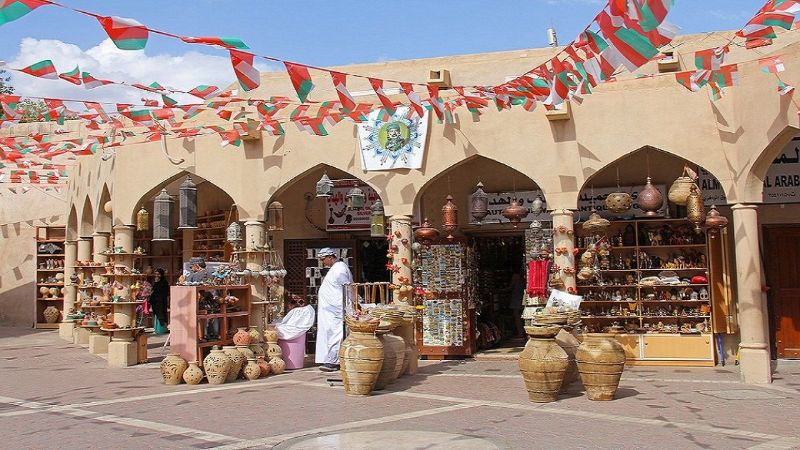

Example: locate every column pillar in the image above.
[731,204,772,384]
[88,231,112,354]
[550,209,576,293]
[244,220,268,328]
[92,232,110,264]
[107,225,139,367]
[389,215,413,303]
[59,240,78,341]
[73,237,93,345]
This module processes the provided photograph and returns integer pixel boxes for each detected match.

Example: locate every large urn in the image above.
[555,329,581,391]
[576,333,626,401]
[373,331,406,390]
[518,326,569,403]
[160,353,188,385]
[339,323,384,396]
[203,346,231,385]
[223,345,245,382]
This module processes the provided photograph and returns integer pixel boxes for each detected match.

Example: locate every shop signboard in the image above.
[697,137,800,205]
[325,180,379,231]
[358,106,429,171]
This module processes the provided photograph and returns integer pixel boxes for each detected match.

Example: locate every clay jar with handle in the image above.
[233,327,251,346]
[243,358,261,381]
[576,333,626,401]
[160,353,188,385]
[222,345,245,382]
[203,346,231,385]
[183,361,204,385]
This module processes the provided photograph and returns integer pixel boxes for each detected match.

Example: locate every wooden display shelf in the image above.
[640,284,709,287]
[79,305,111,309]
[100,301,144,305]
[639,315,711,319]
[640,300,710,303]
[38,253,65,257]
[36,239,64,243]
[193,238,225,242]
[638,244,707,249]
[37,283,64,287]
[38,297,64,301]
[100,252,147,257]
[578,285,638,288]
[192,250,224,253]
[198,311,249,319]
[37,269,65,272]
[197,213,226,220]
[639,268,707,271]
[101,327,145,332]
[581,315,640,319]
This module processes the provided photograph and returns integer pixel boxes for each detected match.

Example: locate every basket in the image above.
[668,169,695,206]
[345,316,379,333]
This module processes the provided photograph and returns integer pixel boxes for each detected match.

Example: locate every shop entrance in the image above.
[764,226,800,359]
[472,234,527,350]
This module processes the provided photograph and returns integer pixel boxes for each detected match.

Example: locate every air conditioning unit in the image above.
[657,51,681,73]
[428,69,452,88]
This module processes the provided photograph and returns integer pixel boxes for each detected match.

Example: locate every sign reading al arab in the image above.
[358,107,429,171]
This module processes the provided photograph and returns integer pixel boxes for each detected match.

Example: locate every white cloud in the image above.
[7,38,277,108]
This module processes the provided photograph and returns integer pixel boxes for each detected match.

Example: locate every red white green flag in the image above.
[777,80,795,96]
[58,66,81,85]
[0,0,48,27]
[20,59,57,79]
[400,82,424,117]
[597,12,659,71]
[181,36,249,50]
[330,72,356,113]
[81,71,114,89]
[368,77,396,114]
[284,62,314,103]
[426,84,445,121]
[759,56,786,73]
[739,10,795,38]
[188,85,220,100]
[97,16,149,50]
[695,46,729,70]
[675,70,712,92]
[230,50,260,91]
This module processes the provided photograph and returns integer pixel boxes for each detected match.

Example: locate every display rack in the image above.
[192,211,231,262]
[97,250,149,350]
[34,226,66,329]
[169,285,252,365]
[575,218,715,366]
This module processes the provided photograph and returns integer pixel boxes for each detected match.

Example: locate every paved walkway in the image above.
[1,327,799,449]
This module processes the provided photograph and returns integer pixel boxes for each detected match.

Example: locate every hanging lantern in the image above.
[529,219,543,234]
[178,175,198,229]
[316,172,334,198]
[502,198,527,227]
[606,192,632,213]
[582,209,611,234]
[370,200,385,238]
[267,201,284,232]
[152,189,174,241]
[227,221,243,248]
[531,195,545,216]
[469,182,489,224]
[638,177,663,216]
[668,167,695,206]
[686,184,706,233]
[414,217,440,246]
[136,206,150,232]
[704,205,729,237]
[441,195,458,239]
[345,187,366,210]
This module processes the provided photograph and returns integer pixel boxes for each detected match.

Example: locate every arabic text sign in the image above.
[325,180,380,231]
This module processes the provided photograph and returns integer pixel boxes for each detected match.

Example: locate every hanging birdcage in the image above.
[178,175,197,229]
[152,189,174,241]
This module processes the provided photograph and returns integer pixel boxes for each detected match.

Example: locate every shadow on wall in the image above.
[0,281,35,326]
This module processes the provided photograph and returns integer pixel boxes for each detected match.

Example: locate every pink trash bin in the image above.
[278,334,306,370]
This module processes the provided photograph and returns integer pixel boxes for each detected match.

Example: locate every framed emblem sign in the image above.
[358,106,429,171]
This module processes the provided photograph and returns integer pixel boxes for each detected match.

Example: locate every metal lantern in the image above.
[316,172,334,198]
[152,189,174,241]
[136,206,150,232]
[531,195,545,216]
[470,182,489,224]
[414,217,440,246]
[346,187,366,210]
[704,205,729,237]
[686,184,706,233]
[441,195,458,239]
[178,175,198,229]
[267,201,284,231]
[370,200,385,238]
[638,176,663,216]
[502,198,527,227]
[226,221,243,248]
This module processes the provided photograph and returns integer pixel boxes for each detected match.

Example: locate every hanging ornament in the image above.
[530,195,545,216]
[441,195,458,239]
[502,198,527,227]
[606,167,631,213]
[267,201,284,231]
[178,175,198,229]
[469,182,489,224]
[414,217,440,246]
[529,219,543,234]
[136,206,149,232]
[345,187,366,210]
[152,189,174,241]
[638,177,663,216]
[704,205,729,237]
[582,209,611,234]
[227,221,243,249]
[370,200,385,238]
[668,167,695,206]
[315,172,334,198]
[686,184,706,233]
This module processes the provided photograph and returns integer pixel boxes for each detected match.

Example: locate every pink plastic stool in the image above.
[278,334,306,369]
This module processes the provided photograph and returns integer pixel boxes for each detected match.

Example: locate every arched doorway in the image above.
[95,185,112,234]
[413,156,548,355]
[79,198,94,238]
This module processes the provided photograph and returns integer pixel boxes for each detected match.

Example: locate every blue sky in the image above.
[0,1,762,102]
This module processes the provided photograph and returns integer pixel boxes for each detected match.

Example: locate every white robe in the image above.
[275,305,316,341]
[315,260,352,364]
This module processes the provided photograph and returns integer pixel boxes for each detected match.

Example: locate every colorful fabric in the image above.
[181,36,249,49]
[0,0,48,27]
[526,260,550,297]
[778,80,795,95]
[20,59,57,79]
[675,69,712,92]
[426,84,445,121]
[97,15,149,50]
[230,50,260,91]
[284,62,314,102]
[58,66,81,85]
[330,72,356,113]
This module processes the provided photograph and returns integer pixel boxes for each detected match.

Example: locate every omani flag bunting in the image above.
[230,50,260,91]
[284,62,314,103]
[58,66,81,85]
[0,0,48,27]
[97,16,149,50]
[20,59,57,79]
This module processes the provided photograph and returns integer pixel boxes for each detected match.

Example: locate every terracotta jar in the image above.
[183,361,204,385]
[257,356,271,377]
[160,353,188,385]
[222,345,245,382]
[233,327,251,346]
[266,342,283,360]
[247,326,262,343]
[263,326,278,344]
[576,333,626,401]
[243,358,261,381]
[42,306,60,324]
[203,347,231,385]
[374,332,406,390]
[339,331,384,396]
[236,344,255,360]
[518,326,569,403]
[555,329,581,391]
[249,344,266,358]
[268,357,286,375]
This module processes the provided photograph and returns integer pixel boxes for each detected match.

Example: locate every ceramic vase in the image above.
[269,357,286,375]
[183,361,204,385]
[222,345,245,382]
[249,344,265,358]
[374,332,406,390]
[233,327,251,346]
[42,306,60,324]
[263,326,278,344]
[203,346,231,385]
[160,353,188,385]
[339,331,384,396]
[247,326,262,343]
[266,342,283,360]
[236,344,255,360]
[257,356,271,377]
[243,358,261,381]
[576,333,626,401]
[518,326,569,403]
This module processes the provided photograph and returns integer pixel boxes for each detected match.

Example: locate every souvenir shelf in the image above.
[133,235,183,285]
[169,285,252,365]
[575,218,715,366]
[191,211,232,262]
[95,250,149,343]
[72,262,112,322]
[34,226,66,329]
[414,242,475,358]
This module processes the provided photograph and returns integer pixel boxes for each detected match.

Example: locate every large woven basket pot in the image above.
[518,326,568,403]
[339,331,384,396]
[668,176,694,206]
[555,329,581,391]
[373,332,406,390]
[576,333,626,401]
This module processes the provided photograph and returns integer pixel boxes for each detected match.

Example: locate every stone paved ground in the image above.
[1,327,799,450]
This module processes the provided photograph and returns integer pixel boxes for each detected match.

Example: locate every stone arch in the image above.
[66,204,78,241]
[743,126,800,203]
[269,162,382,205]
[79,197,94,238]
[95,184,112,233]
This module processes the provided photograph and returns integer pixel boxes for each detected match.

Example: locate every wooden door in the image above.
[764,226,800,359]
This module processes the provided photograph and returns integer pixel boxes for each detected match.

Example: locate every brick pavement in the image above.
[0,327,798,450]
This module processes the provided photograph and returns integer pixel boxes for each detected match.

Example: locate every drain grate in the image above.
[697,389,785,400]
